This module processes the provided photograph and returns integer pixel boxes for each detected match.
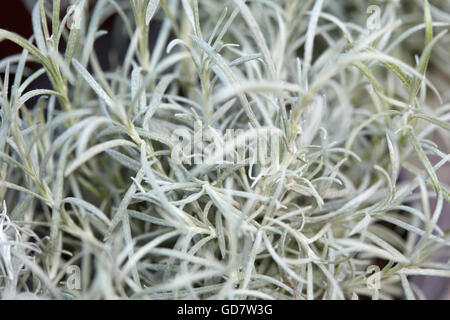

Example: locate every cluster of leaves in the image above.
[0,0,449,299]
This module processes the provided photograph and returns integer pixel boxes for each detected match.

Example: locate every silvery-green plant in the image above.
[0,0,449,300]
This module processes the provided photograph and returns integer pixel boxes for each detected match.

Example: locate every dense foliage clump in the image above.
[0,0,449,299]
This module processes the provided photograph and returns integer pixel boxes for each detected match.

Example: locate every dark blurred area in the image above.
[0,1,33,59]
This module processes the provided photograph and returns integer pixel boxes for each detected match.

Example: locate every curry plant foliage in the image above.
[0,0,449,300]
